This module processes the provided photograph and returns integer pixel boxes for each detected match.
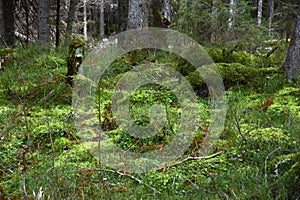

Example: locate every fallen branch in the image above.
[83,167,161,194]
[156,151,224,171]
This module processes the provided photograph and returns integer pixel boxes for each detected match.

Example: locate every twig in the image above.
[156,151,223,171]
[0,35,8,48]
[204,169,223,199]
[231,109,247,142]
[93,168,161,194]
[44,64,55,168]
[39,89,54,103]
[264,147,281,184]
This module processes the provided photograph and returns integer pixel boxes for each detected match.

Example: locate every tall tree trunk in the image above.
[285,6,300,82]
[99,0,105,36]
[3,0,15,46]
[228,0,235,30]
[38,0,51,44]
[267,0,274,35]
[118,0,129,33]
[127,0,149,29]
[211,0,218,41]
[56,0,61,47]
[65,0,79,44]
[83,0,88,41]
[24,0,30,43]
[257,0,263,26]
[0,0,5,47]
[162,0,171,22]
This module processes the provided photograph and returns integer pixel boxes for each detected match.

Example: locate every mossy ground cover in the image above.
[0,46,299,199]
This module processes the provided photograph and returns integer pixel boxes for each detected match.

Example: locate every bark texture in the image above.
[38,0,51,44]
[2,0,15,46]
[127,0,150,29]
[285,6,300,82]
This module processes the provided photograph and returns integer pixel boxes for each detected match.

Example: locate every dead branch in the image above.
[91,167,161,194]
[156,151,224,171]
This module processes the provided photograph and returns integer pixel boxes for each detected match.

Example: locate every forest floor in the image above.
[0,44,299,199]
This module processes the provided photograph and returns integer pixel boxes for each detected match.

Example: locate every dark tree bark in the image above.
[127,0,149,29]
[285,6,300,82]
[38,0,51,44]
[0,0,5,47]
[118,0,129,33]
[2,0,15,46]
[55,0,61,47]
[65,0,79,44]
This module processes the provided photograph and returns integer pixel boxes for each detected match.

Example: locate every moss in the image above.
[217,63,257,87]
[276,152,300,199]
[206,48,224,63]
[66,38,85,86]
[246,128,291,150]
[232,50,257,66]
[0,48,12,57]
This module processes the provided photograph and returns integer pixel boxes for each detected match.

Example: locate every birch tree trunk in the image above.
[267,0,274,35]
[285,6,300,82]
[228,0,235,30]
[38,0,51,44]
[83,0,88,41]
[99,0,105,36]
[127,0,149,29]
[162,0,171,21]
[257,0,263,26]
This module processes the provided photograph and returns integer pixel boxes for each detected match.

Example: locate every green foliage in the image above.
[0,36,298,199]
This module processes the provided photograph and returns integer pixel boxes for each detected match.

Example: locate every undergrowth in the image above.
[0,45,299,199]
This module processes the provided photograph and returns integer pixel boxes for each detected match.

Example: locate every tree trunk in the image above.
[99,0,105,36]
[127,0,149,29]
[257,0,263,26]
[2,0,15,46]
[162,0,171,22]
[38,0,51,44]
[118,0,129,33]
[83,0,88,41]
[267,0,274,35]
[0,0,5,47]
[228,0,235,30]
[56,0,61,47]
[285,6,300,82]
[65,0,79,44]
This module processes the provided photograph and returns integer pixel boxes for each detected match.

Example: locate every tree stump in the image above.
[66,38,85,86]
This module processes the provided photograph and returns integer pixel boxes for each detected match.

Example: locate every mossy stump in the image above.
[66,38,85,86]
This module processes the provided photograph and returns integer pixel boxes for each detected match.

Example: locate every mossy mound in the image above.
[187,63,280,92]
[246,128,292,150]
[206,47,282,68]
[206,48,258,66]
[0,48,12,57]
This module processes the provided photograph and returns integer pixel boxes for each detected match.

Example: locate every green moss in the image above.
[232,51,257,66]
[0,48,12,57]
[66,38,85,85]
[277,152,300,198]
[186,63,280,90]
[246,128,291,150]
